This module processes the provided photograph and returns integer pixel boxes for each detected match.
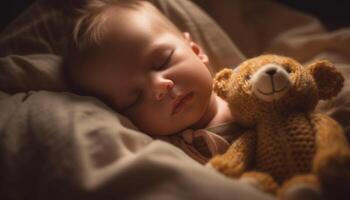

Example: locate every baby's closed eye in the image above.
[153,49,174,70]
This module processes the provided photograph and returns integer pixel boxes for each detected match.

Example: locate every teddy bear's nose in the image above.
[265,67,277,76]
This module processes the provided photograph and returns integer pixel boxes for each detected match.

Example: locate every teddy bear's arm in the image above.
[312,113,349,172]
[312,113,348,152]
[208,130,256,178]
[311,113,350,198]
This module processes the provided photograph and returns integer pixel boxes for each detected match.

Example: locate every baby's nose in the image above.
[153,78,174,101]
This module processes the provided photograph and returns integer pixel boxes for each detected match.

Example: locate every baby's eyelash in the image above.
[156,49,174,70]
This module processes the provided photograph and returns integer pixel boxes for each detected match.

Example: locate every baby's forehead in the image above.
[97,13,182,59]
[103,3,181,42]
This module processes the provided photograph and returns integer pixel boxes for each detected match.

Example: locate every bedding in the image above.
[0,91,273,200]
[0,54,67,93]
[0,0,349,199]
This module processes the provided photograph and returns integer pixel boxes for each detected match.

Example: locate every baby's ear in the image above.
[307,60,344,100]
[183,32,209,65]
[213,68,234,100]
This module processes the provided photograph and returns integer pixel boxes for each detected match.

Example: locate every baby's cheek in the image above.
[128,112,169,136]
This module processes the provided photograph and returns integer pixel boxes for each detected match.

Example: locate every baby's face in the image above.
[78,4,216,135]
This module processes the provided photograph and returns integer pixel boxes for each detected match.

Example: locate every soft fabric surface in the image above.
[0,91,274,200]
[0,0,349,199]
[0,54,67,93]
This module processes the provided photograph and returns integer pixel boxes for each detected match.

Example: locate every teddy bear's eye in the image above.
[244,74,251,80]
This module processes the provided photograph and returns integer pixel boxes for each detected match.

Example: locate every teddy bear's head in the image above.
[214,55,344,126]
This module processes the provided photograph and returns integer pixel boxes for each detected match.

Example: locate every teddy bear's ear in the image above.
[307,60,344,100]
[213,68,234,100]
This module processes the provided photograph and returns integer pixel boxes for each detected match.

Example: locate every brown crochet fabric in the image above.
[255,112,316,183]
[208,55,350,200]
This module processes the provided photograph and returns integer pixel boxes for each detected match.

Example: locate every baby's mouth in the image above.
[171,91,194,115]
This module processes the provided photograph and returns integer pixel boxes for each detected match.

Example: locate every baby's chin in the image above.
[140,117,197,136]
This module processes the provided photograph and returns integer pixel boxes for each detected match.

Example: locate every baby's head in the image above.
[66,0,218,136]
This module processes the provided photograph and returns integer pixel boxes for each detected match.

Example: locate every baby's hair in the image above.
[72,0,182,54]
[73,0,143,53]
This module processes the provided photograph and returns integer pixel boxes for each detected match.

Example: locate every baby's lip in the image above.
[171,91,194,116]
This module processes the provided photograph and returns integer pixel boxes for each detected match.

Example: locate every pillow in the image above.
[0,0,244,94]
[0,54,68,94]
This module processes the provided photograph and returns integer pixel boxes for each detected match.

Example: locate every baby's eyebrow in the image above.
[147,44,171,58]
[146,45,174,68]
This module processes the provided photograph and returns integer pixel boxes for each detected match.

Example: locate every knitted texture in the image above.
[255,112,316,183]
[209,55,350,199]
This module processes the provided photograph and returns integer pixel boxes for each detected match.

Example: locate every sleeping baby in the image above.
[65,0,238,164]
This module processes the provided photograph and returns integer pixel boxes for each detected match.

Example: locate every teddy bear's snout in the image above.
[251,63,291,102]
[265,67,277,76]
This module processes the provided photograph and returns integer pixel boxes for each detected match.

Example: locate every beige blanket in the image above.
[0,0,349,199]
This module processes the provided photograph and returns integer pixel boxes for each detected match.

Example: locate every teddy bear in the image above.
[208,54,350,200]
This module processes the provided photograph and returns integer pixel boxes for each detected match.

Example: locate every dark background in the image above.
[1,0,349,32]
[278,0,350,30]
[1,0,34,31]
